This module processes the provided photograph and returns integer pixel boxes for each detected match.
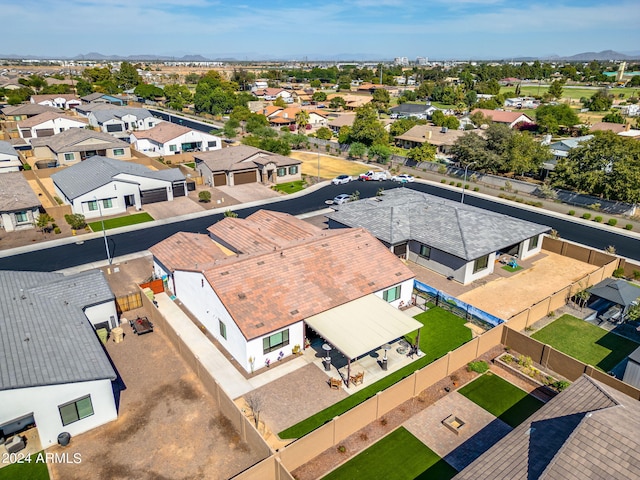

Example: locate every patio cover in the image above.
[588,278,640,307]
[305,294,423,360]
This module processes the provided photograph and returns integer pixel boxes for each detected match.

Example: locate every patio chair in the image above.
[350,372,364,385]
[330,377,342,390]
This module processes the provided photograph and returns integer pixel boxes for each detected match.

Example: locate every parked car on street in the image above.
[358,170,389,181]
[331,174,352,185]
[333,194,351,205]
[392,174,415,183]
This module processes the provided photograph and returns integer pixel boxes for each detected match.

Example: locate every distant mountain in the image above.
[541,50,639,61]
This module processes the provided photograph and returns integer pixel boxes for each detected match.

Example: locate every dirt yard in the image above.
[289,151,373,179]
[48,312,265,480]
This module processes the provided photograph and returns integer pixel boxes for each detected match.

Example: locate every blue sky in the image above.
[3,0,639,59]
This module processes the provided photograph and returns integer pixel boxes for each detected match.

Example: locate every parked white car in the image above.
[331,175,352,185]
[333,194,351,205]
[392,174,415,183]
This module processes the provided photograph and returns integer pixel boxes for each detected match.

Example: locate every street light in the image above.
[460,161,477,205]
[95,197,112,264]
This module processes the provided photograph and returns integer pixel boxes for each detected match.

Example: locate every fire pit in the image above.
[442,415,466,435]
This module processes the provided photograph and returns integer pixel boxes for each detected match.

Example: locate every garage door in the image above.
[140,187,168,204]
[234,171,257,185]
[213,173,227,186]
[35,128,55,137]
[173,182,186,197]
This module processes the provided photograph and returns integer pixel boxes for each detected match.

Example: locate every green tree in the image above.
[329,96,346,110]
[548,80,564,99]
[310,79,322,88]
[134,84,164,100]
[442,115,460,130]
[451,132,501,173]
[245,113,269,133]
[504,132,551,175]
[273,96,287,107]
[312,91,327,102]
[315,126,333,140]
[338,125,351,144]
[431,110,446,126]
[349,104,388,146]
[407,143,437,163]
[583,89,614,111]
[295,110,310,132]
[199,191,212,203]
[223,121,238,138]
[349,142,367,158]
[602,111,625,124]
[367,144,392,163]
[389,118,425,137]
[36,213,54,234]
[372,88,390,112]
[535,103,580,134]
[115,62,141,90]
[184,73,201,84]
[163,84,193,110]
[75,78,93,96]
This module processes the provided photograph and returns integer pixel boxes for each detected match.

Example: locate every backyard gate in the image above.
[115,292,143,314]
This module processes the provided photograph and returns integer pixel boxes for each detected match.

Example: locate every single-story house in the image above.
[253,88,293,102]
[31,128,132,166]
[17,111,88,141]
[0,172,41,231]
[130,122,221,156]
[326,189,549,285]
[389,103,438,120]
[503,97,538,109]
[0,141,22,173]
[195,145,301,186]
[394,124,477,154]
[456,375,640,479]
[587,277,640,320]
[80,92,127,105]
[88,106,157,139]
[590,122,630,134]
[328,113,356,134]
[0,270,119,448]
[261,106,328,128]
[30,94,82,110]
[51,155,187,218]
[544,135,594,171]
[150,210,420,374]
[471,109,534,129]
[1,104,61,121]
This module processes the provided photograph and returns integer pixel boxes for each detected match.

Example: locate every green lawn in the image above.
[272,180,307,194]
[459,372,544,428]
[499,85,631,101]
[501,264,523,273]
[322,427,456,480]
[531,314,640,372]
[279,307,472,439]
[0,452,49,480]
[88,212,154,232]
[183,162,196,168]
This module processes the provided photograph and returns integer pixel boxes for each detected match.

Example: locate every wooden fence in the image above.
[115,291,143,314]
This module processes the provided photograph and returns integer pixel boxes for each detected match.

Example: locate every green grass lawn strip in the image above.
[322,427,456,480]
[501,264,523,273]
[531,314,640,372]
[89,212,155,231]
[272,180,306,194]
[459,372,544,428]
[279,307,472,439]
[0,452,49,480]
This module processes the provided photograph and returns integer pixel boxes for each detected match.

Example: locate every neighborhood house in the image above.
[0,172,41,232]
[130,121,222,156]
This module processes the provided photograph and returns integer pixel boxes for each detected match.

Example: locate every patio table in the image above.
[132,317,154,335]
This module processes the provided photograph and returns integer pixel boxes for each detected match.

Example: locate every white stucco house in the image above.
[0,141,22,173]
[88,106,157,140]
[0,270,119,448]
[149,210,420,374]
[326,189,550,285]
[130,122,221,157]
[17,111,88,141]
[51,155,187,219]
[30,94,82,110]
[471,109,534,129]
[0,172,41,232]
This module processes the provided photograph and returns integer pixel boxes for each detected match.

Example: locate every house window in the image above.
[263,329,289,354]
[64,153,75,161]
[102,198,113,209]
[288,166,298,175]
[15,211,28,223]
[473,254,489,273]
[529,235,539,251]
[169,145,177,152]
[419,245,431,259]
[383,285,401,302]
[113,148,125,156]
[87,200,98,211]
[219,320,227,340]
[207,141,217,148]
[59,395,94,426]
[277,168,287,177]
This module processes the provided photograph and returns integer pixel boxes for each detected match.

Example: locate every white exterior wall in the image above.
[462,252,497,285]
[116,173,174,200]
[162,131,222,155]
[373,278,414,308]
[0,207,39,232]
[245,322,304,371]
[0,379,117,447]
[84,300,119,330]
[65,181,140,218]
[0,153,21,173]
[20,118,87,139]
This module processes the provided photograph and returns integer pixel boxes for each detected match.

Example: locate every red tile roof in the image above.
[149,232,230,272]
[472,109,533,124]
[132,121,192,143]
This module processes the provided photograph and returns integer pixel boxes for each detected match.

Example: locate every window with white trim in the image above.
[113,148,125,156]
[102,198,113,209]
[15,211,28,223]
[277,167,286,177]
[170,145,177,152]
[383,285,401,302]
[528,235,539,251]
[473,254,489,273]
[263,329,289,354]
[288,166,298,175]
[219,320,227,340]
[59,395,94,426]
[64,153,75,161]
[87,200,98,211]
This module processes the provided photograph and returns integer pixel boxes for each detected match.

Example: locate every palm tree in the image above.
[295,110,310,132]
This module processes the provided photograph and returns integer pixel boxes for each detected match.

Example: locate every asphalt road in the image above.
[149,109,222,133]
[0,181,638,272]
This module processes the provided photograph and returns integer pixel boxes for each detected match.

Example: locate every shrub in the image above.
[337,445,346,453]
[547,310,555,318]
[588,202,601,211]
[517,355,533,369]
[473,187,479,192]
[502,354,513,364]
[625,224,633,230]
[605,245,617,255]
[437,165,447,174]
[54,196,63,205]
[613,267,625,278]
[632,270,640,279]
[198,191,212,203]
[449,181,455,185]
[441,179,447,183]
[607,218,617,226]
[467,361,489,374]
[504,180,513,192]
[54,227,61,234]
[594,216,603,223]
[553,380,571,391]
[379,417,388,426]
[568,210,575,216]
[22,163,32,171]
[224,209,238,218]
[64,213,86,230]
[582,213,591,220]
[456,182,462,187]
[464,184,470,189]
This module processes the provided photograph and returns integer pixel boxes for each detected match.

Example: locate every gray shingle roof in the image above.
[90,106,153,124]
[51,155,185,200]
[0,140,19,157]
[455,375,640,480]
[0,270,117,390]
[194,145,299,172]
[30,128,129,153]
[0,172,41,212]
[326,189,549,261]
[588,278,640,307]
